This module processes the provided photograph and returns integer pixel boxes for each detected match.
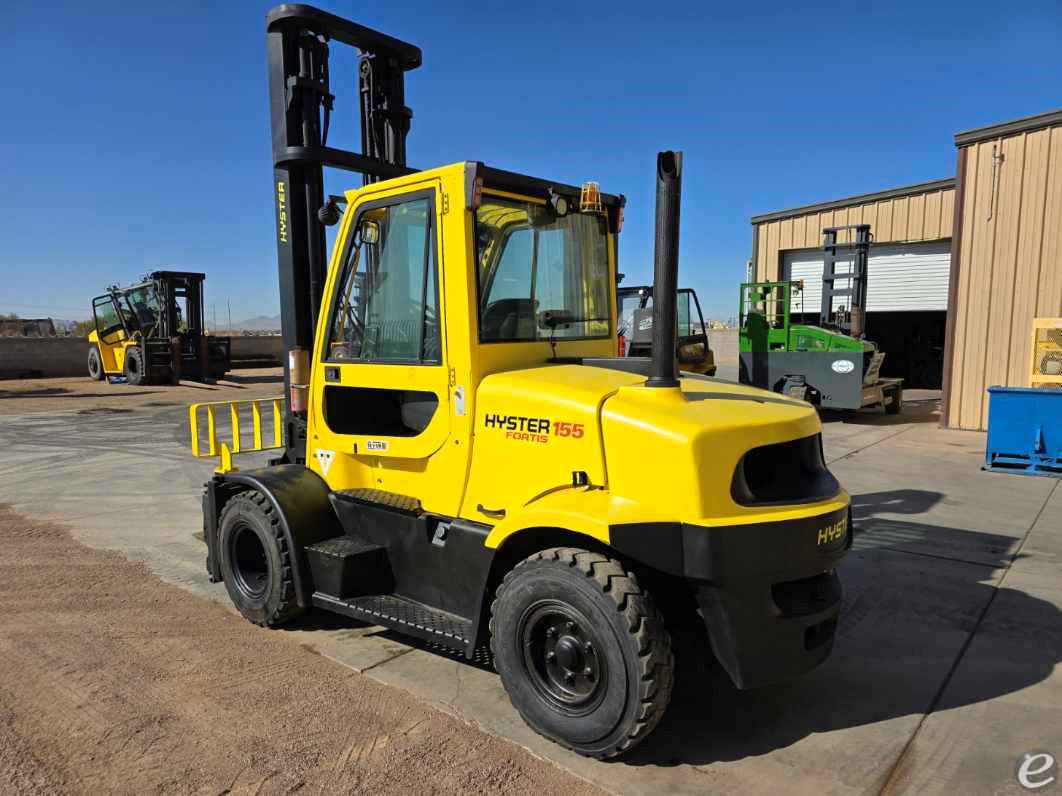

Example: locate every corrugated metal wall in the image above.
[753,187,955,281]
[944,122,1062,430]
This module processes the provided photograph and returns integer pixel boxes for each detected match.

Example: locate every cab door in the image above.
[309,184,458,512]
[677,288,711,373]
[92,294,128,373]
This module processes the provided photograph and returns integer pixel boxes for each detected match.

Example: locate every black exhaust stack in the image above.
[646,150,683,388]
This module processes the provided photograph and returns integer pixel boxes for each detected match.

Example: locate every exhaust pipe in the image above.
[646,150,682,388]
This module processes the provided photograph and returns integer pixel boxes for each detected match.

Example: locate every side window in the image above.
[327,197,439,364]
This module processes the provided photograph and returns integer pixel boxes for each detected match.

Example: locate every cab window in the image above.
[327,196,439,364]
[475,196,610,342]
[92,295,124,344]
[678,291,693,337]
[124,285,162,333]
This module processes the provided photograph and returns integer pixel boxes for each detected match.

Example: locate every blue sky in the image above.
[3,0,1060,323]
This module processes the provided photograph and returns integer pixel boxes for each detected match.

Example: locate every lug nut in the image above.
[546,651,556,662]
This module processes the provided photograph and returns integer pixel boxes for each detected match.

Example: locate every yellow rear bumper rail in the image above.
[188,397,285,470]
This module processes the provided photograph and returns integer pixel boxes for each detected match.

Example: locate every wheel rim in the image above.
[520,600,607,715]
[127,355,138,376]
[229,524,269,600]
[88,352,99,377]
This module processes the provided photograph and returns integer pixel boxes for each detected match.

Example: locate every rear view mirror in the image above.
[360,220,380,245]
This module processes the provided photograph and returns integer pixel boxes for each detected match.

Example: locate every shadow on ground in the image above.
[821,396,941,427]
[852,488,945,518]
[223,373,284,386]
[0,388,158,400]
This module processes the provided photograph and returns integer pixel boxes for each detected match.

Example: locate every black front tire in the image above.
[123,347,147,385]
[885,387,903,415]
[490,547,673,759]
[217,491,304,627]
[87,346,104,381]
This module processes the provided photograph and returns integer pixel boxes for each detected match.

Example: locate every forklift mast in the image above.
[266,4,421,461]
[151,271,206,338]
[821,224,872,338]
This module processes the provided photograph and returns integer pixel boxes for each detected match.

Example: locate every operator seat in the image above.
[481,298,537,340]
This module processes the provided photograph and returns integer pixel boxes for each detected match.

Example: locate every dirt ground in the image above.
[0,504,601,796]
[0,368,285,415]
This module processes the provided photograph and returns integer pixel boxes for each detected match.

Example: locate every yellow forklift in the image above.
[88,271,230,384]
[188,4,851,758]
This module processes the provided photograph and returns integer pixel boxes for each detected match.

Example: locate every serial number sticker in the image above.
[816,514,848,546]
[365,440,389,452]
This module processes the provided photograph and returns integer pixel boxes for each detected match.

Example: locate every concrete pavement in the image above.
[0,381,1059,795]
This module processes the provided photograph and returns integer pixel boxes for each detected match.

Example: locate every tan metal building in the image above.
[943,110,1062,430]
[750,109,1062,430]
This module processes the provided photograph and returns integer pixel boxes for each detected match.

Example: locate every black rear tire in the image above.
[123,347,147,385]
[218,491,303,627]
[490,547,673,759]
[87,346,104,381]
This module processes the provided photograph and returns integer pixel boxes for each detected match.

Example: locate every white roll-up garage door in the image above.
[782,240,951,313]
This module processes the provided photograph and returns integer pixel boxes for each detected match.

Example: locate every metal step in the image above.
[312,592,472,652]
[306,535,393,598]
[332,488,422,516]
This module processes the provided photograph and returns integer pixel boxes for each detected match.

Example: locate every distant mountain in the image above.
[232,314,282,332]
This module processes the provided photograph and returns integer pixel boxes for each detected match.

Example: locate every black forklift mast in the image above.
[150,271,206,338]
[266,4,421,461]
[820,224,872,338]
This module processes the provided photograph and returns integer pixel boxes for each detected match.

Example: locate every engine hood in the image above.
[601,374,833,525]
[461,363,835,529]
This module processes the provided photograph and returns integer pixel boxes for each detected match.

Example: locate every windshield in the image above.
[475,196,611,342]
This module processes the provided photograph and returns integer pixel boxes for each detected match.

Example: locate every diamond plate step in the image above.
[311,592,471,652]
[332,488,422,515]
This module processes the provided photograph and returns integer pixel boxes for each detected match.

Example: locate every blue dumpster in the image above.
[984,386,1062,477]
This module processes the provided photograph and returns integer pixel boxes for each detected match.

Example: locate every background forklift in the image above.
[88,271,230,385]
[618,285,716,376]
[187,4,851,759]
[738,225,903,413]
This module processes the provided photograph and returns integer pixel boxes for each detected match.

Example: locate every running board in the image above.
[311,592,473,654]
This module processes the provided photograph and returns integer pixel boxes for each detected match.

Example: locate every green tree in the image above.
[72,319,96,338]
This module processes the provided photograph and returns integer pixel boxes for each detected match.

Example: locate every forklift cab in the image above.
[617,285,714,375]
[306,164,622,518]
